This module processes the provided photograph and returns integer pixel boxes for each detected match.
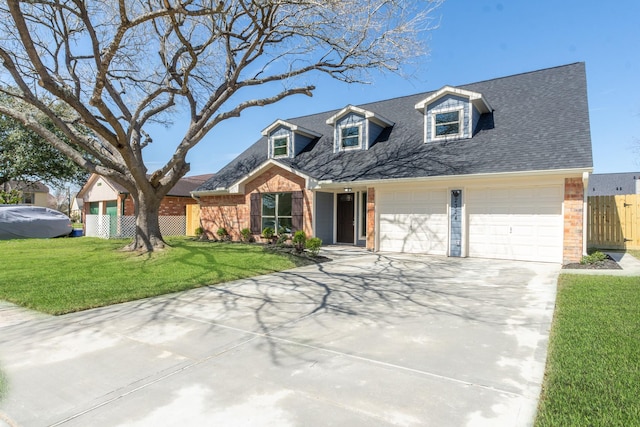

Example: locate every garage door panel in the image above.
[468,186,563,263]
[379,190,447,255]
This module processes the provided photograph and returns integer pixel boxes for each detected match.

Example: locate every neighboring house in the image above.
[70,197,83,221]
[587,172,640,196]
[2,180,50,207]
[77,173,213,237]
[192,63,593,264]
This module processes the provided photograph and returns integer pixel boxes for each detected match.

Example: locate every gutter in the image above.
[315,167,594,189]
[192,167,593,196]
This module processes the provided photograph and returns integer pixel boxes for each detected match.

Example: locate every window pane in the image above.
[262,217,276,231]
[277,192,292,216]
[262,193,275,216]
[436,123,459,136]
[277,217,292,234]
[273,137,287,156]
[341,126,360,147]
[435,111,459,124]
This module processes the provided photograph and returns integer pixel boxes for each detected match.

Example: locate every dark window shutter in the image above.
[292,191,303,232]
[250,193,261,233]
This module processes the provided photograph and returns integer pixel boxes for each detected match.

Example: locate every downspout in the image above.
[582,172,589,256]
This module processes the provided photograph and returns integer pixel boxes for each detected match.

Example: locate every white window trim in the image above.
[358,191,367,240]
[338,122,363,151]
[431,107,464,141]
[271,135,290,158]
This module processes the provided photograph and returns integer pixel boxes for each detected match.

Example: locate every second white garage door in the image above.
[467,186,564,263]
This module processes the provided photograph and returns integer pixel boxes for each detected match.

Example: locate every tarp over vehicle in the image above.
[0,205,72,240]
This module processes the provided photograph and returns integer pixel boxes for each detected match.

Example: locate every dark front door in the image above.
[336,193,355,243]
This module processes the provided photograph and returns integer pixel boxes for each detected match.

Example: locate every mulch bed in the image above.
[562,253,622,270]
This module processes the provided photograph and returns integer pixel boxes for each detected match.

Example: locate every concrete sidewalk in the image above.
[1,253,559,427]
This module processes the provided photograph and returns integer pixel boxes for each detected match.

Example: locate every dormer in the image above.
[262,119,322,160]
[325,105,394,153]
[414,86,492,143]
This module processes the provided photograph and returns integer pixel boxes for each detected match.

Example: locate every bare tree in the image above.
[0,0,441,252]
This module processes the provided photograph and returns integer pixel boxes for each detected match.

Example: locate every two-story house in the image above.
[192,63,593,264]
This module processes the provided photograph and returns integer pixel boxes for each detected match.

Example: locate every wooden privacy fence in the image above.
[588,195,640,250]
[186,204,201,236]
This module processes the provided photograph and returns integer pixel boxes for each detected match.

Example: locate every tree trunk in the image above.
[124,190,166,252]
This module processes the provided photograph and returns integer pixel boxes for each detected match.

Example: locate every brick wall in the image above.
[198,166,313,241]
[366,188,375,250]
[563,177,585,264]
[118,195,195,217]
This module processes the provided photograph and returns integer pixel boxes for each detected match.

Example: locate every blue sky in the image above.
[150,0,640,177]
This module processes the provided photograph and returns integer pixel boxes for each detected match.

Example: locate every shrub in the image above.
[580,251,607,265]
[292,230,307,253]
[306,237,322,257]
[262,227,275,240]
[195,226,204,237]
[276,234,289,247]
[240,228,252,242]
[216,227,230,241]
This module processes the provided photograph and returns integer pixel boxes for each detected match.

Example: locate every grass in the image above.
[0,237,311,315]
[535,274,640,426]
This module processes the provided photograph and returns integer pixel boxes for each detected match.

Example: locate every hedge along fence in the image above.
[85,215,186,239]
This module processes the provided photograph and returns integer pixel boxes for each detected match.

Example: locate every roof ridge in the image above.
[283,62,584,122]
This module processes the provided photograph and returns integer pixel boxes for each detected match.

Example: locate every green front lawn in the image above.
[0,237,310,315]
[535,274,640,426]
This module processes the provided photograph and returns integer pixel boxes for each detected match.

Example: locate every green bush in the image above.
[216,227,230,241]
[195,226,204,237]
[276,234,289,247]
[240,228,252,242]
[292,230,307,253]
[580,251,607,265]
[306,237,322,256]
[262,227,275,240]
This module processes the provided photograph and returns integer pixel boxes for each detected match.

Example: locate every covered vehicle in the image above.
[0,205,72,239]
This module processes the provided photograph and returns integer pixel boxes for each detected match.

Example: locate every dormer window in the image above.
[340,124,362,149]
[326,105,394,153]
[273,136,289,157]
[415,86,492,143]
[434,109,462,138]
[262,119,321,160]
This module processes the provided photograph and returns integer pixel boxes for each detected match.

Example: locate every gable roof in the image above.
[196,63,593,193]
[78,173,215,199]
[414,86,492,113]
[588,172,640,196]
[4,180,50,193]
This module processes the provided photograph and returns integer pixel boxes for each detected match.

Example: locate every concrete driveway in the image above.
[0,250,559,427]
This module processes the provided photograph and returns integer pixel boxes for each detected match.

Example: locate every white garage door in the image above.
[378,189,448,254]
[467,186,563,263]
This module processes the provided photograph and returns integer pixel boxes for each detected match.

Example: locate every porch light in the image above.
[343,187,352,192]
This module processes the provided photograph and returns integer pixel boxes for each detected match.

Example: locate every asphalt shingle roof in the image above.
[588,172,640,196]
[197,63,593,192]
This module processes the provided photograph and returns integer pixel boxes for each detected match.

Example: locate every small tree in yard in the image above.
[0,0,441,253]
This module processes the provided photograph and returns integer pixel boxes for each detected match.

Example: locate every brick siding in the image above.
[198,166,313,241]
[563,177,585,264]
[366,188,375,250]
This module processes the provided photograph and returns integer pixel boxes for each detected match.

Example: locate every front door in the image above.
[450,190,462,257]
[336,193,355,243]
